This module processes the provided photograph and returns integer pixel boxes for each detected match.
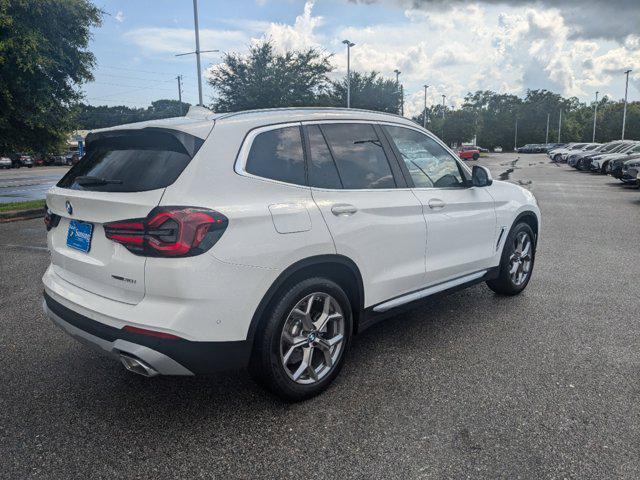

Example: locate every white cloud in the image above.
[257,1,324,52]
[121,1,639,116]
[115,11,124,23]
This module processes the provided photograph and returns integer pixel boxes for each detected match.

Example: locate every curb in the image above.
[0,208,45,223]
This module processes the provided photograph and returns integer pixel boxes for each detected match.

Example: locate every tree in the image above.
[208,41,333,112]
[0,0,102,153]
[73,99,190,130]
[325,71,401,113]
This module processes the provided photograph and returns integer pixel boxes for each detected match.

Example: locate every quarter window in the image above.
[320,123,396,189]
[384,126,465,188]
[246,126,306,185]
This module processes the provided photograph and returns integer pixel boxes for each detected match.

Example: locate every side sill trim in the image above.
[372,270,488,313]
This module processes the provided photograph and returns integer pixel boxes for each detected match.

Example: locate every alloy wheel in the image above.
[279,293,345,385]
[508,231,533,286]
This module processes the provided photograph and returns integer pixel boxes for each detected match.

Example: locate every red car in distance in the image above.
[457,145,480,160]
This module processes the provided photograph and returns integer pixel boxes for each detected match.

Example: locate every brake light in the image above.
[44,206,60,231]
[104,206,228,257]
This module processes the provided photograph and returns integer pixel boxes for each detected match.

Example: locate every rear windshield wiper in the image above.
[75,175,123,186]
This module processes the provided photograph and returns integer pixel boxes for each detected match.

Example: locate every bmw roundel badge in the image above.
[65,201,73,215]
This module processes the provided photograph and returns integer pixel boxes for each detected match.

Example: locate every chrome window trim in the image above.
[234,121,309,189]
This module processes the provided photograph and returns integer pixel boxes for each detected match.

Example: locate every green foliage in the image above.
[325,71,402,113]
[414,89,640,149]
[0,0,102,153]
[0,198,45,212]
[73,99,190,129]
[208,41,333,112]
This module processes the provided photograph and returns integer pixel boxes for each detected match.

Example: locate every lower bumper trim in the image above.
[43,292,252,375]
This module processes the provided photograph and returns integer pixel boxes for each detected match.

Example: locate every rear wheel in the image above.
[487,222,535,295]
[250,277,352,401]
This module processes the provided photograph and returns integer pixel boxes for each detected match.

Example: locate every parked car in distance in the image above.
[620,156,640,185]
[42,107,541,401]
[582,141,640,171]
[566,143,602,168]
[458,145,480,160]
[0,156,12,169]
[550,143,589,162]
[12,153,33,168]
[494,146,503,153]
[47,154,70,166]
[594,143,640,173]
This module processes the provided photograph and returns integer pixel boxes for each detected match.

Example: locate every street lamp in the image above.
[441,94,446,139]
[545,113,550,144]
[423,85,429,128]
[592,91,599,142]
[175,0,219,106]
[622,69,632,140]
[342,40,355,108]
[394,69,403,116]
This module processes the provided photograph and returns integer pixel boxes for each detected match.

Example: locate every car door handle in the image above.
[331,204,358,216]
[428,198,445,209]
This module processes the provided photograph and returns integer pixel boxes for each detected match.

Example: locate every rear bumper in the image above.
[44,292,251,375]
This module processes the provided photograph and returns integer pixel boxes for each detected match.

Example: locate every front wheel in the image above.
[487,222,535,295]
[472,153,479,160]
[250,277,352,401]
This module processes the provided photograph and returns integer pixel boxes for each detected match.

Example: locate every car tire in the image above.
[486,222,536,296]
[249,277,353,402]
[472,153,479,160]
[553,154,562,163]
[601,162,608,174]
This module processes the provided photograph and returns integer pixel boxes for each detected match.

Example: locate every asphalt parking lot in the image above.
[0,166,69,203]
[2,153,639,479]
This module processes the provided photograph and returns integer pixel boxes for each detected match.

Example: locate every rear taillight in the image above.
[44,206,60,231]
[104,206,228,257]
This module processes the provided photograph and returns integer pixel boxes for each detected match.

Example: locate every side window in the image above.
[384,125,465,188]
[320,123,396,189]
[307,125,342,189]
[245,126,306,185]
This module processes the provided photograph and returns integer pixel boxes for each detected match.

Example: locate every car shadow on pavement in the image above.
[41,282,518,419]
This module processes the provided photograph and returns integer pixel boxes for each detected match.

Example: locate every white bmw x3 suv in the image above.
[43,107,540,401]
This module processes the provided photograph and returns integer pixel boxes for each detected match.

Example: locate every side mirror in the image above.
[472,165,493,187]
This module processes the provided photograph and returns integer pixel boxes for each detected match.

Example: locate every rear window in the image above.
[57,129,202,192]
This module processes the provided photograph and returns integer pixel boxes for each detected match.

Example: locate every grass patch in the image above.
[0,199,46,213]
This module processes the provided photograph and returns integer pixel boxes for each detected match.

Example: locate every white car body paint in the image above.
[42,106,540,376]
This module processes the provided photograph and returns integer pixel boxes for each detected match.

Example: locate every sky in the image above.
[85,0,640,117]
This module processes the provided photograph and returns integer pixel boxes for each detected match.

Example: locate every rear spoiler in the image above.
[85,127,205,158]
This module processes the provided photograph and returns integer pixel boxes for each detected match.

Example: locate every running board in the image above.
[372,270,488,313]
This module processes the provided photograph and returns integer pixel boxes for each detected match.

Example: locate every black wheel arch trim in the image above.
[246,254,365,343]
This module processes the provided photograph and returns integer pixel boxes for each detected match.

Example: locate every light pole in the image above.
[558,109,562,143]
[176,75,183,115]
[441,94,446,139]
[423,84,429,128]
[592,91,599,142]
[175,0,219,106]
[622,69,632,140]
[192,0,203,106]
[545,113,550,144]
[514,118,518,151]
[394,69,402,116]
[342,40,355,108]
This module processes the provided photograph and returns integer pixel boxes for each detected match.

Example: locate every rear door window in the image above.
[306,125,342,189]
[245,126,306,186]
[320,123,396,189]
[57,129,201,192]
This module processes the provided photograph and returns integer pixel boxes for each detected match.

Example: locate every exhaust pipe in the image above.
[119,353,159,377]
